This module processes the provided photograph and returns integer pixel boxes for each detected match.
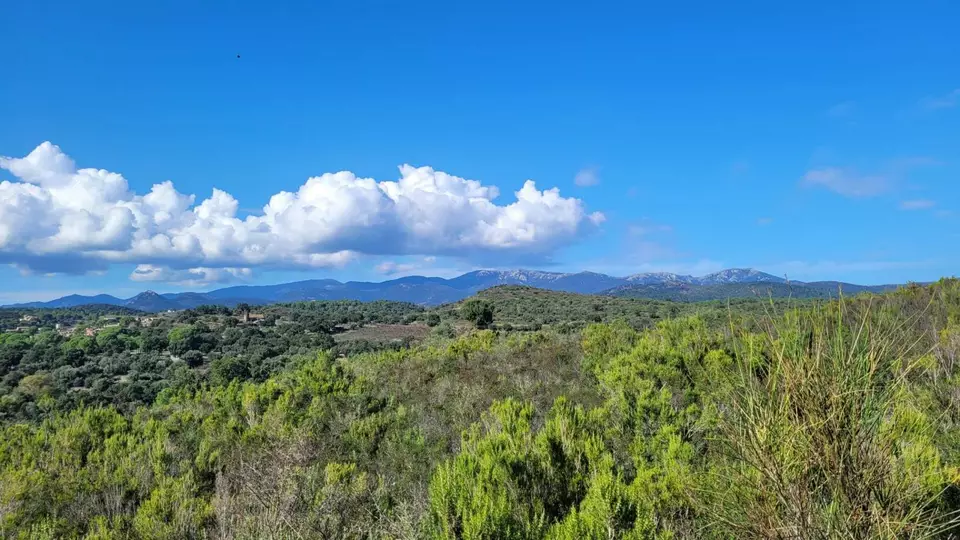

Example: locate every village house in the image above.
[241,312,265,324]
[136,316,159,327]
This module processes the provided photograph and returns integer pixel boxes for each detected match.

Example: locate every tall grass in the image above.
[703,298,959,539]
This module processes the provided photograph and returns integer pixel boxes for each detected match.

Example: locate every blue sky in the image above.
[1,0,958,302]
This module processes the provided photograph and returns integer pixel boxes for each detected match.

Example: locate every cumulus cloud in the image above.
[0,142,605,283]
[800,167,891,198]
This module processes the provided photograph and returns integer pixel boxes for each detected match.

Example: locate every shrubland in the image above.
[0,280,959,538]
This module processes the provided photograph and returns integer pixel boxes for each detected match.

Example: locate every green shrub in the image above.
[460,299,494,329]
[702,301,960,538]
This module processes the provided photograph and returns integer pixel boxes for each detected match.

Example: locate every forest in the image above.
[1,281,959,538]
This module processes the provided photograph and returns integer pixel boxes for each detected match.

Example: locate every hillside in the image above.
[434,285,684,329]
[434,285,813,330]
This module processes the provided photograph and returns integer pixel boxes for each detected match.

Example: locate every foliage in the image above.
[701,301,956,538]
[1,280,959,537]
[264,299,426,329]
[0,300,431,422]
[0,305,141,332]
[437,285,807,332]
[460,299,494,329]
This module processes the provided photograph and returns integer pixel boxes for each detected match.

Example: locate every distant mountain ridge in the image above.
[4,268,907,312]
[601,281,899,302]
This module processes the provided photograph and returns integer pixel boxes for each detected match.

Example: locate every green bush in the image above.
[460,299,494,329]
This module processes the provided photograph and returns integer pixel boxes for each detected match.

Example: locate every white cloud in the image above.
[574,167,600,187]
[801,167,891,198]
[375,261,419,275]
[130,265,254,287]
[900,199,936,211]
[0,142,604,283]
[375,255,442,276]
[801,158,937,200]
[757,217,773,226]
[920,89,960,110]
[588,259,726,278]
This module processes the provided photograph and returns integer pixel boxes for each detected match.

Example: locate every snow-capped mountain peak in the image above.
[625,272,696,285]
[470,269,570,282]
[698,268,785,285]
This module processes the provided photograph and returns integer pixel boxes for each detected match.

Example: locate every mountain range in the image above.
[5,269,906,312]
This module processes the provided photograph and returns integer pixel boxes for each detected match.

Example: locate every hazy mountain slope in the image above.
[204,279,346,302]
[697,269,786,285]
[9,294,125,309]
[625,272,697,285]
[444,269,571,291]
[602,281,876,302]
[549,271,630,294]
[3,268,908,311]
[800,281,901,295]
